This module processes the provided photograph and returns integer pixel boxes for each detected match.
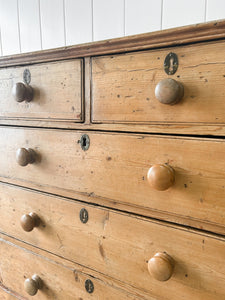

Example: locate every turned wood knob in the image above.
[155,78,184,105]
[24,274,42,296]
[16,148,36,166]
[147,164,175,191]
[148,252,174,281]
[20,213,40,232]
[12,82,33,102]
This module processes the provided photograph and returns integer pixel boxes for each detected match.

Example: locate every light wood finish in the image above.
[0,128,225,233]
[92,40,225,126]
[24,275,42,296]
[155,78,184,105]
[0,288,21,300]
[0,184,225,299]
[0,59,83,122]
[147,164,175,191]
[16,148,36,166]
[12,82,33,103]
[148,252,174,281]
[0,235,145,300]
[20,213,40,232]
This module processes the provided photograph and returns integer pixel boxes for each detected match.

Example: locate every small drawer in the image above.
[0,127,225,233]
[0,235,142,300]
[0,190,225,300]
[91,40,225,128]
[0,59,83,123]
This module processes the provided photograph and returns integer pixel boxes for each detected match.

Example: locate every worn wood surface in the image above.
[0,236,146,300]
[0,59,83,122]
[0,127,225,233]
[0,288,22,300]
[0,233,155,300]
[0,20,225,68]
[92,40,225,125]
[0,192,225,299]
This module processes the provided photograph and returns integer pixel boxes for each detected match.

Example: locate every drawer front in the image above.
[92,40,225,125]
[0,236,142,300]
[0,189,224,300]
[0,127,225,232]
[0,59,83,122]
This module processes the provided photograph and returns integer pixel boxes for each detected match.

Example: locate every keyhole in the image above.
[169,57,174,72]
[82,137,86,147]
[85,279,94,293]
[80,208,88,223]
[80,134,90,151]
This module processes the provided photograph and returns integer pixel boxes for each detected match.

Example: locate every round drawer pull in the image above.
[24,274,43,296]
[20,212,40,232]
[12,82,33,102]
[16,148,36,167]
[148,252,174,281]
[155,78,184,105]
[147,164,175,191]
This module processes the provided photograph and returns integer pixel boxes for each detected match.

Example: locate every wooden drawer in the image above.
[0,59,83,122]
[0,235,143,300]
[0,127,225,233]
[0,188,225,300]
[92,40,225,126]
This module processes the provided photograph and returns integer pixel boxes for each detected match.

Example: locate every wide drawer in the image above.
[92,40,225,126]
[0,235,142,300]
[0,59,83,122]
[0,127,225,233]
[0,186,224,300]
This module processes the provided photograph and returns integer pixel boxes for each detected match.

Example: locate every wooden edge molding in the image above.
[0,19,225,67]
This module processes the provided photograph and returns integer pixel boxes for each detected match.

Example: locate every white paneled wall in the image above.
[0,0,225,56]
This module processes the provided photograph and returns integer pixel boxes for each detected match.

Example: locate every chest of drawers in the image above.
[0,20,225,299]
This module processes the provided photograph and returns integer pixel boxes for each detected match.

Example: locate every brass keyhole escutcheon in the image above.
[164,52,178,75]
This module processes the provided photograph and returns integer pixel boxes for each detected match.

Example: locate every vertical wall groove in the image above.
[63,0,66,46]
[38,0,43,50]
[16,0,21,53]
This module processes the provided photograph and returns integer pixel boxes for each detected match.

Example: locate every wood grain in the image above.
[0,20,224,68]
[0,189,224,299]
[0,128,225,233]
[0,288,22,300]
[0,59,83,122]
[0,235,144,300]
[92,39,225,125]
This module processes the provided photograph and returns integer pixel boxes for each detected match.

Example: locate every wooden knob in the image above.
[12,82,33,102]
[24,274,42,296]
[20,213,40,232]
[147,164,175,191]
[148,252,174,281]
[155,78,184,105]
[16,148,36,166]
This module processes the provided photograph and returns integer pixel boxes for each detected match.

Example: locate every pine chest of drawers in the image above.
[0,20,225,300]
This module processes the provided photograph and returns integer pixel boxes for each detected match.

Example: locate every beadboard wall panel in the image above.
[0,0,225,55]
[206,0,225,21]
[18,0,41,53]
[93,0,125,41]
[162,0,206,29]
[0,0,20,56]
[65,0,92,45]
[40,0,65,49]
[125,0,162,36]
